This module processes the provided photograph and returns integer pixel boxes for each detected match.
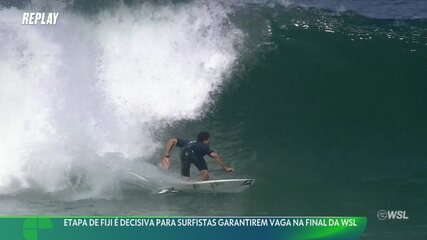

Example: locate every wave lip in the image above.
[276,0,427,19]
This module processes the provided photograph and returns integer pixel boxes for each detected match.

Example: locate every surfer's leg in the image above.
[199,170,209,181]
[193,156,209,181]
[180,152,191,178]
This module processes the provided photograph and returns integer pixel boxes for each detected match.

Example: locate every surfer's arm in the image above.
[161,138,178,170]
[209,152,234,173]
[164,138,177,156]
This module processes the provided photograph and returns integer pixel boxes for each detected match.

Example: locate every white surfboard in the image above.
[159,179,255,194]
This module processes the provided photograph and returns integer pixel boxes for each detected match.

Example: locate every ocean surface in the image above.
[1,0,427,239]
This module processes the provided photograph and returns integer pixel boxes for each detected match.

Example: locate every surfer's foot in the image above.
[199,170,209,181]
[181,176,190,181]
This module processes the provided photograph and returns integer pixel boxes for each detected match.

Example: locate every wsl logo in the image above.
[377,210,409,220]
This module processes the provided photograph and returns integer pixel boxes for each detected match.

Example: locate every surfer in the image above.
[160,131,234,181]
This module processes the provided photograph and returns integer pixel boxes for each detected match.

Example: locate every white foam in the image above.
[0,2,241,196]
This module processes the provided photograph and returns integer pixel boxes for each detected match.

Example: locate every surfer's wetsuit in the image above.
[176,138,213,177]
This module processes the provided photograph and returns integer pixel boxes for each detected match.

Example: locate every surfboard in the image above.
[158,179,255,194]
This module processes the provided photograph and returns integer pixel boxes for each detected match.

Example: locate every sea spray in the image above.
[0,1,241,197]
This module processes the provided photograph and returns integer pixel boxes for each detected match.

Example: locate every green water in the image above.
[167,7,427,239]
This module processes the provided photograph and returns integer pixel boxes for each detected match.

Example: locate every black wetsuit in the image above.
[176,138,213,177]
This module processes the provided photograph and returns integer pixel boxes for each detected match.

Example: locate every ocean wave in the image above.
[0,1,241,196]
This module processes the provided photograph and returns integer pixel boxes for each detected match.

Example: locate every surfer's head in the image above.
[197,131,210,144]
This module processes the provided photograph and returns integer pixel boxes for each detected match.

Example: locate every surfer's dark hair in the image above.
[197,131,210,142]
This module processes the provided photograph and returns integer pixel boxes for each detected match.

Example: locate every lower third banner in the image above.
[0,216,367,240]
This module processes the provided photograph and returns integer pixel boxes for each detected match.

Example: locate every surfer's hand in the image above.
[224,167,234,173]
[161,157,170,170]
